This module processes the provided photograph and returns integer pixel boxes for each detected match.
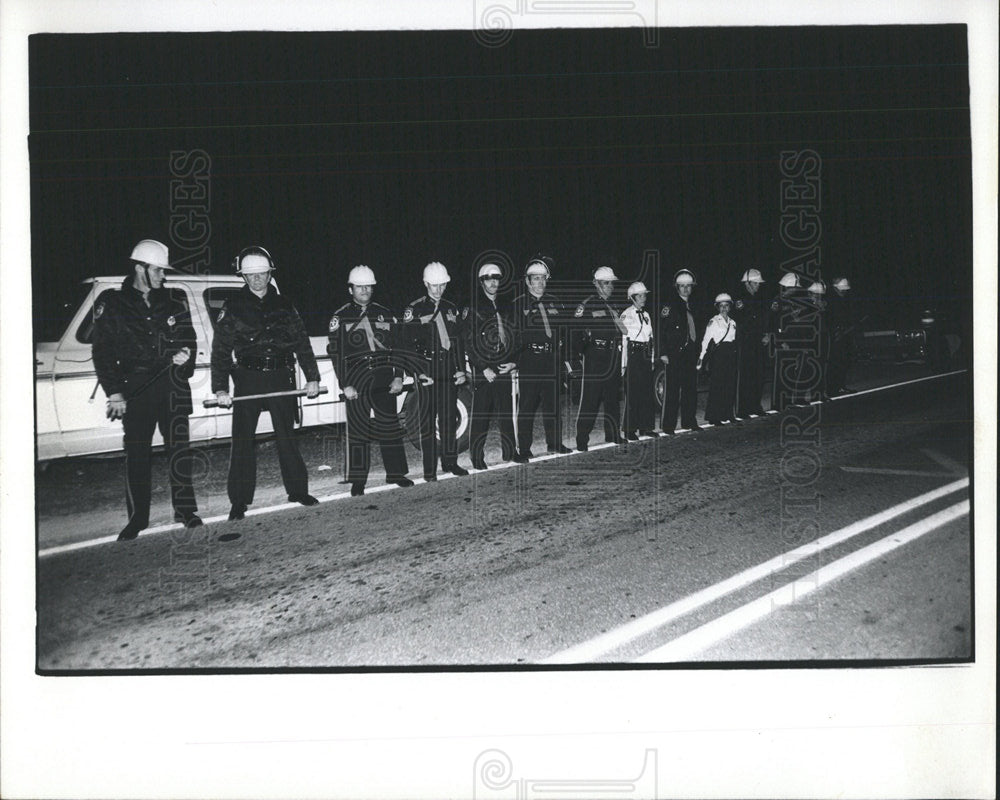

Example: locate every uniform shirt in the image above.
[700,314,737,360]
[571,294,625,361]
[658,293,703,356]
[92,275,197,398]
[463,292,518,371]
[326,300,401,385]
[399,295,466,374]
[210,284,319,393]
[620,305,653,343]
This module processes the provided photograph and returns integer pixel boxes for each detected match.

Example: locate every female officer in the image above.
[697,293,738,425]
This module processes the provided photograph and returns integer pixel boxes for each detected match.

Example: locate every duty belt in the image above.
[239,354,295,371]
[525,342,553,354]
[347,352,392,369]
[589,338,617,350]
[629,341,652,351]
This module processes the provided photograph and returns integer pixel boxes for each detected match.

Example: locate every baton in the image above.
[338,375,435,401]
[203,386,328,408]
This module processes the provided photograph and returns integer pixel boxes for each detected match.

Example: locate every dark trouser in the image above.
[737,335,766,416]
[228,366,308,506]
[705,341,738,423]
[576,348,622,447]
[469,372,515,463]
[624,346,655,434]
[660,344,698,431]
[122,371,196,528]
[344,365,408,483]
[418,358,459,475]
[827,333,853,392]
[516,353,561,454]
[772,345,823,410]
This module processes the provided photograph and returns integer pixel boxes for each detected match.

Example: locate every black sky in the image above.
[29,26,971,339]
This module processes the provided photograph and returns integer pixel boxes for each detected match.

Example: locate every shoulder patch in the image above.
[574,304,585,318]
[94,301,105,319]
[735,300,744,310]
[661,305,671,318]
[403,307,414,322]
[167,315,176,327]
[328,315,340,332]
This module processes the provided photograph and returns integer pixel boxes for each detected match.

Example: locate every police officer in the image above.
[658,269,703,434]
[826,277,855,395]
[400,262,469,481]
[698,292,739,425]
[93,239,201,541]
[573,266,625,451]
[806,279,830,401]
[620,281,659,440]
[464,262,518,470]
[512,256,573,461]
[211,246,321,520]
[328,265,414,496]
[732,268,768,417]
[770,271,805,410]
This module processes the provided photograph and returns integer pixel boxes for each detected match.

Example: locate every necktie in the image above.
[686,304,695,343]
[538,299,552,339]
[351,307,384,352]
[433,305,451,350]
[496,306,508,347]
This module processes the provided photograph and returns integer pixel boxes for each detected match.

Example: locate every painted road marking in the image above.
[840,467,958,477]
[827,368,966,401]
[538,478,969,663]
[632,500,970,662]
[37,370,968,559]
[921,448,967,475]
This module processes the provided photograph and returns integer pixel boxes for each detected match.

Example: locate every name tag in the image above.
[592,310,607,317]
[375,322,390,330]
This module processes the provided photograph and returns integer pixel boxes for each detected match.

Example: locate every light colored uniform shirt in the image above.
[700,314,736,360]
[620,305,653,342]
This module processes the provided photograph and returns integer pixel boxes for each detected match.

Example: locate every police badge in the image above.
[328,316,340,332]
[403,307,414,322]
[574,304,585,318]
[735,300,744,310]
[661,305,671,317]
[167,315,176,327]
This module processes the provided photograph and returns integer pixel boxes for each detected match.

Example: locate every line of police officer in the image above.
[95,240,854,541]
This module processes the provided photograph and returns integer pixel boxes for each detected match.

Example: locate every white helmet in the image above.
[130,239,170,269]
[741,268,764,283]
[674,269,696,286]
[348,265,376,286]
[237,246,274,274]
[778,272,799,288]
[833,277,851,291]
[715,293,733,304]
[478,263,502,279]
[422,261,450,284]
[525,260,550,278]
[593,266,618,281]
[807,280,826,295]
[627,281,649,298]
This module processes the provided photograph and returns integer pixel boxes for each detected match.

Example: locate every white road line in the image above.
[632,499,970,663]
[538,477,968,664]
[921,448,967,475]
[839,466,958,477]
[37,370,967,558]
[827,368,967,400]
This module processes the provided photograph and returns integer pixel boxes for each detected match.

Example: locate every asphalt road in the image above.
[36,369,972,670]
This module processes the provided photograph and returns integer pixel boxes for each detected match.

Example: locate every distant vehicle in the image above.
[35,272,474,462]
[854,306,963,368]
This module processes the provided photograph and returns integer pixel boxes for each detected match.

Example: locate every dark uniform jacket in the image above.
[571,294,624,363]
[92,275,197,401]
[512,292,565,368]
[326,300,402,385]
[826,291,855,338]
[658,293,704,357]
[732,285,768,342]
[463,292,518,372]
[399,295,466,374]
[210,285,319,393]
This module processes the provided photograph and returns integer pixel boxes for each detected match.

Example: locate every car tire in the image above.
[400,385,473,454]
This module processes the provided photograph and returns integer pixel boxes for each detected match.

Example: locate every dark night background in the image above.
[29,26,971,341]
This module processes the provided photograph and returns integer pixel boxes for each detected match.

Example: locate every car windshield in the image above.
[34,282,95,344]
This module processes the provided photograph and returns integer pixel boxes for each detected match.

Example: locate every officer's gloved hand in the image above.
[172,347,191,366]
[216,391,233,408]
[106,393,127,420]
[343,385,358,401]
[482,367,497,383]
[388,377,403,395]
[454,371,467,385]
[498,362,515,375]
[305,380,320,398]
